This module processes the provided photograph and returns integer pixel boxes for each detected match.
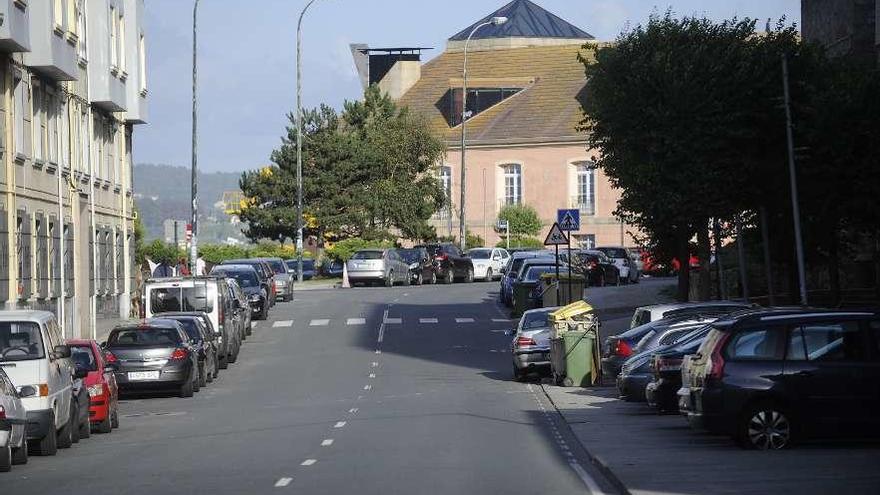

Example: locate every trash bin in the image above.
[548,301,600,387]
[550,337,567,385]
[541,273,585,308]
[561,328,598,387]
[510,283,535,317]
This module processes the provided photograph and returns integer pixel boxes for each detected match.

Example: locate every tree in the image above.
[498,204,542,238]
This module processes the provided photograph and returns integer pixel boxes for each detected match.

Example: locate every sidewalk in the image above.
[295,279,340,291]
[542,384,880,495]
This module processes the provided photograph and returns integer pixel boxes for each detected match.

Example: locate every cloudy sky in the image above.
[135,0,801,173]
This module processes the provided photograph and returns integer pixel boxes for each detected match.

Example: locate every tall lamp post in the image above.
[190,0,200,274]
[295,0,321,283]
[459,16,507,252]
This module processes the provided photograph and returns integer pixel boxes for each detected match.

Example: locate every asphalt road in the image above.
[2,280,634,494]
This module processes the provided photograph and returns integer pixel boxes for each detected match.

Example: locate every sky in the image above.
[135,0,801,173]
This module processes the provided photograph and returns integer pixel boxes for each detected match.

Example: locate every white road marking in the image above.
[383,317,402,324]
[348,408,359,414]
[456,318,475,323]
[347,318,366,325]
[251,322,258,328]
[301,459,317,466]
[375,349,382,354]
[569,461,607,494]
[378,310,388,343]
[419,318,438,324]
[321,439,334,447]
[273,320,293,328]
[371,362,379,367]
[334,421,346,428]
[492,318,511,323]
[368,373,376,378]
[363,384,372,390]
[274,478,292,487]
[309,319,330,326]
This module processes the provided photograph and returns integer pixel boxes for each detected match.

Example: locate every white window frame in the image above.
[501,163,522,206]
[574,161,596,216]
[13,72,26,161]
[109,6,118,71]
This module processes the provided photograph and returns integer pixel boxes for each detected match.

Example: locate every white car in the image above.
[0,311,76,457]
[466,248,510,281]
[595,246,640,283]
[0,367,30,471]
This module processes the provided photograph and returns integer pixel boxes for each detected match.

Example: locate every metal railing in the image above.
[569,196,596,216]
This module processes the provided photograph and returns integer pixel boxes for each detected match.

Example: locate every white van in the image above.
[0,311,76,456]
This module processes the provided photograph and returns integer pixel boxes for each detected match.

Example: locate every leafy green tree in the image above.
[141,240,182,265]
[496,236,544,249]
[324,238,394,262]
[498,204,542,238]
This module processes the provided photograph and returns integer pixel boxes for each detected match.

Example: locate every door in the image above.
[45,320,71,428]
[783,319,873,436]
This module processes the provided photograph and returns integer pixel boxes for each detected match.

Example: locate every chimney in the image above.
[350,46,431,100]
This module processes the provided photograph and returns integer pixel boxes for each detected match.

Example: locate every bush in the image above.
[498,204,542,237]
[325,238,393,262]
[496,236,544,249]
[142,240,183,265]
[198,244,250,264]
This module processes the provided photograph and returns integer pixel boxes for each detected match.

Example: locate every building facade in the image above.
[0,0,147,338]
[353,0,632,248]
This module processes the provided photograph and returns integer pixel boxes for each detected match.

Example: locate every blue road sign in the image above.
[557,209,580,231]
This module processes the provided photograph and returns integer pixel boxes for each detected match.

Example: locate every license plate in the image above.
[128,371,160,380]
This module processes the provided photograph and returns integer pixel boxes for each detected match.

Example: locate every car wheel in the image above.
[415,273,423,285]
[213,357,220,379]
[192,372,201,393]
[95,415,112,434]
[430,271,437,284]
[228,349,238,364]
[198,363,208,388]
[179,375,195,398]
[0,445,10,473]
[79,414,91,440]
[598,273,606,287]
[110,408,120,429]
[70,406,80,444]
[737,403,794,450]
[444,269,454,285]
[218,354,229,370]
[11,437,28,465]
[57,411,74,449]
[485,268,493,282]
[404,273,412,286]
[32,412,58,456]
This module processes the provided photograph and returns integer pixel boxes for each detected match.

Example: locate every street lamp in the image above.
[295,0,321,283]
[190,0,200,275]
[459,15,507,252]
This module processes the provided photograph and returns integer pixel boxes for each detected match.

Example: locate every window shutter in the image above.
[64,222,74,296]
[20,211,32,299]
[0,210,8,302]
[36,213,49,298]
[115,230,123,293]
[128,230,136,293]
[50,216,61,297]
[103,229,111,293]
[89,227,95,295]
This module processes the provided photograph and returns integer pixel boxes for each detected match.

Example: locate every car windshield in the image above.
[108,326,183,347]
[150,285,213,314]
[165,318,202,341]
[468,249,491,259]
[265,260,286,274]
[70,345,98,371]
[352,251,383,260]
[598,247,628,259]
[396,249,423,264]
[214,270,259,288]
[521,311,552,330]
[0,321,45,362]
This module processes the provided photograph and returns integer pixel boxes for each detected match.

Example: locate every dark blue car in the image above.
[285,259,316,280]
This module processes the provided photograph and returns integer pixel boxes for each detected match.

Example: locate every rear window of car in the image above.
[150,285,213,314]
[725,328,783,360]
[165,318,202,341]
[521,311,551,330]
[352,251,384,260]
[0,321,46,362]
[523,266,555,282]
[468,249,492,259]
[265,260,286,274]
[70,345,98,371]
[598,247,628,259]
[108,326,183,347]
[787,321,866,362]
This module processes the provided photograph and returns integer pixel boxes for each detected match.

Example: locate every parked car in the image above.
[628,301,755,329]
[500,252,554,306]
[0,367,30,471]
[103,319,201,398]
[0,311,75,456]
[395,248,437,285]
[467,247,509,281]
[645,326,713,413]
[212,265,267,321]
[226,278,253,337]
[220,259,277,307]
[346,249,411,287]
[285,258,316,280]
[69,375,91,443]
[510,261,564,316]
[595,246,640,283]
[568,250,620,287]
[252,257,293,302]
[627,247,645,273]
[68,340,119,434]
[152,314,218,388]
[145,277,241,367]
[687,308,880,449]
[321,259,344,278]
[510,307,559,381]
[415,243,475,284]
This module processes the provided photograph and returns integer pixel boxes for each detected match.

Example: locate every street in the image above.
[2,281,636,494]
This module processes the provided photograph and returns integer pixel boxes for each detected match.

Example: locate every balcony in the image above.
[569,196,596,216]
[0,0,31,52]
[22,1,79,80]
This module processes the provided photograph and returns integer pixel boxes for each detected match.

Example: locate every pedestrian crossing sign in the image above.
[544,223,569,246]
[557,209,580,231]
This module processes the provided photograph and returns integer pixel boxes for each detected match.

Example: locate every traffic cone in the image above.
[342,261,351,288]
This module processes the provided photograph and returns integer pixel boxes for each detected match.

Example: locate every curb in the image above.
[540,383,633,495]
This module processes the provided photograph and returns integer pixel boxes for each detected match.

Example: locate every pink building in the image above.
[352,0,632,248]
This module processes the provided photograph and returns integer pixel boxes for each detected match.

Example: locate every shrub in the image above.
[496,236,544,249]
[325,238,393,262]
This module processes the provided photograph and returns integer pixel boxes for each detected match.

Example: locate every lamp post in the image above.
[459,16,507,252]
[295,0,321,283]
[190,0,200,274]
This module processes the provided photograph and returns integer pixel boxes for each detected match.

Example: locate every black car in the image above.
[285,259,316,280]
[688,308,880,449]
[211,265,268,320]
[645,327,710,413]
[219,259,276,308]
[396,248,436,285]
[415,243,474,284]
[69,374,91,443]
[510,262,562,317]
[321,259,344,278]
[568,250,620,287]
[154,314,219,388]
[103,319,200,398]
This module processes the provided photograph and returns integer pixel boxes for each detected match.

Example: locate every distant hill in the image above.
[134,163,246,242]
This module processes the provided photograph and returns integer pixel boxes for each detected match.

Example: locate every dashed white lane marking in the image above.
[368,373,376,378]
[456,317,475,323]
[301,459,317,466]
[347,318,366,325]
[251,322,259,328]
[419,318,438,324]
[378,310,388,343]
[371,362,379,367]
[321,439,334,447]
[274,478,292,487]
[375,350,382,354]
[309,319,330,327]
[334,421,346,428]
[492,318,511,323]
[363,384,372,390]
[348,408,359,414]
[272,320,293,328]
[383,317,402,324]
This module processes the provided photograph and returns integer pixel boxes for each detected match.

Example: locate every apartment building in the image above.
[0,0,147,338]
[353,0,632,248]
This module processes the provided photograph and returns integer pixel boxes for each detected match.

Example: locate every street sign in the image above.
[557,209,580,231]
[543,223,569,246]
[496,220,509,230]
[185,224,193,242]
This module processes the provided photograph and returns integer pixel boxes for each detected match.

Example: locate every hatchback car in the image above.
[212,265,266,321]
[0,367,30,471]
[346,249,411,287]
[286,258,317,280]
[595,246,640,283]
[152,314,218,388]
[501,252,554,306]
[415,243,475,284]
[395,248,436,285]
[687,308,880,449]
[467,248,509,281]
[255,257,294,302]
[104,320,200,398]
[220,259,277,307]
[68,340,119,434]
[511,307,559,381]
[569,250,620,287]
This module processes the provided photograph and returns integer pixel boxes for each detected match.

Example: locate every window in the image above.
[47,90,59,164]
[138,34,147,92]
[13,73,27,159]
[791,322,867,362]
[53,0,64,31]
[574,162,596,215]
[450,87,522,126]
[726,328,783,360]
[32,82,44,161]
[118,16,126,73]
[573,234,596,250]
[149,287,212,314]
[109,6,118,69]
[502,164,522,206]
[0,322,46,362]
[77,1,88,60]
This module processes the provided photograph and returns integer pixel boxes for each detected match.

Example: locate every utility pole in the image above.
[296,0,320,283]
[782,55,808,306]
[190,0,200,274]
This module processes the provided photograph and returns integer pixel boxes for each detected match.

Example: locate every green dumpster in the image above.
[560,328,597,387]
[510,283,534,317]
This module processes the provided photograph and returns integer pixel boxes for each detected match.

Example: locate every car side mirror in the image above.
[18,385,37,398]
[53,345,71,359]
[74,368,88,379]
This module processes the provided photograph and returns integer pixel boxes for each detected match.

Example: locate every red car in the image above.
[68,339,119,434]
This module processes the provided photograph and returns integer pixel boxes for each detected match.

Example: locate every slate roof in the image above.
[398,44,593,147]
[449,0,594,41]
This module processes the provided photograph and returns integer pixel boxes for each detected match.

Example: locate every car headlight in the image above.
[87,384,104,398]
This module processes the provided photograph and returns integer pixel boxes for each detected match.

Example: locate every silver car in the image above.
[510,307,559,381]
[0,367,31,471]
[255,258,294,302]
[346,249,411,287]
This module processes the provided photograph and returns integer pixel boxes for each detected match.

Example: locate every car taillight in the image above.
[705,334,730,383]
[170,348,189,360]
[515,336,537,347]
[105,351,118,364]
[615,340,632,357]
[0,405,6,420]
